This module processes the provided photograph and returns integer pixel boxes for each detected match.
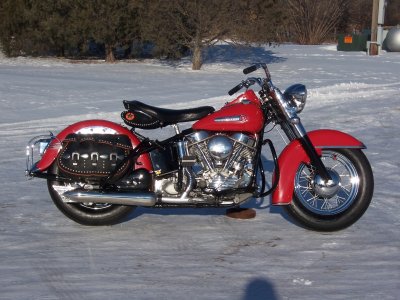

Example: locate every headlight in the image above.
[283,84,307,113]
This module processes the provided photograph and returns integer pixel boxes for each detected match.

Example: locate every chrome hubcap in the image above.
[312,170,340,198]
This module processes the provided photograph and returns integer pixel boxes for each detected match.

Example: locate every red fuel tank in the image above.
[228,90,261,106]
[192,101,264,133]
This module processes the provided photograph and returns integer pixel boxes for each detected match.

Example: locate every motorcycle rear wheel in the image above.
[284,149,373,231]
[47,164,135,226]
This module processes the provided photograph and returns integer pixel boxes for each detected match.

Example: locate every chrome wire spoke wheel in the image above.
[79,202,113,210]
[47,164,135,226]
[78,199,113,211]
[294,150,360,216]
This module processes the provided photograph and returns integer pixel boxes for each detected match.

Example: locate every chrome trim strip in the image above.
[214,116,242,122]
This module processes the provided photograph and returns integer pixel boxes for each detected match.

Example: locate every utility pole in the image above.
[370,0,379,55]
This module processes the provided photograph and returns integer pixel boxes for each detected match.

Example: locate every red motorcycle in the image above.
[26,64,374,231]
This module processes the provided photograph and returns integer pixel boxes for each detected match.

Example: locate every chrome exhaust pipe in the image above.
[63,189,157,206]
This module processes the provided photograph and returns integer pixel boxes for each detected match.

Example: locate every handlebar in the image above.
[243,63,270,78]
[228,63,272,95]
[243,65,258,75]
[228,77,263,96]
[228,83,244,96]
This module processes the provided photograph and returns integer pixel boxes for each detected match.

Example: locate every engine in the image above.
[186,131,257,193]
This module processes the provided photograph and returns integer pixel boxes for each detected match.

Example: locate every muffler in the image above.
[63,189,157,206]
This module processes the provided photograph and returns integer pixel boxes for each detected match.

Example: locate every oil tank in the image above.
[385,26,400,52]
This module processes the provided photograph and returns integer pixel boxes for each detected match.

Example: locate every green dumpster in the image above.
[337,34,368,51]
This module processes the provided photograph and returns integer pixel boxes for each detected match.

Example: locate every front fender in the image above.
[33,120,152,173]
[271,129,365,205]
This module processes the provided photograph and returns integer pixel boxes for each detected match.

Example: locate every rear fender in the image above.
[271,129,365,205]
[33,120,152,173]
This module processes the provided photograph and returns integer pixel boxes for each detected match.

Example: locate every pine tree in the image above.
[77,0,140,62]
[0,0,30,56]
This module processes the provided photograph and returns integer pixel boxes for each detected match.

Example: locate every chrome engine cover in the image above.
[207,136,233,160]
[187,131,257,192]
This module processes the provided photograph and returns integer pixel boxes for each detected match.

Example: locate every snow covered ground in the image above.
[0,44,399,299]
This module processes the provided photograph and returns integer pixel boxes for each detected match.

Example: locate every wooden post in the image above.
[370,0,379,55]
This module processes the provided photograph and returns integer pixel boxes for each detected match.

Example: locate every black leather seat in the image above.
[123,100,215,126]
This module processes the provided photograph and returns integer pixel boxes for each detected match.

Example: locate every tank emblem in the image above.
[214,116,242,122]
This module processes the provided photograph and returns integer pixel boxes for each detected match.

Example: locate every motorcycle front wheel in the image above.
[47,164,135,226]
[284,149,374,231]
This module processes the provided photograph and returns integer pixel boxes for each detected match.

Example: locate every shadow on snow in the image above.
[203,44,287,66]
[241,277,280,300]
[157,44,287,68]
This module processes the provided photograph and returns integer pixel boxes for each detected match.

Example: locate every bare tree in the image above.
[286,0,348,44]
[229,0,288,44]
[386,0,400,26]
[140,0,284,70]
[340,0,372,33]
[140,0,232,70]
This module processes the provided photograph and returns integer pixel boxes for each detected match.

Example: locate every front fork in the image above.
[268,87,332,183]
[271,92,331,183]
[281,118,332,182]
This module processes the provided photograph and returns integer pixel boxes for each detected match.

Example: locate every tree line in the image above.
[0,0,399,69]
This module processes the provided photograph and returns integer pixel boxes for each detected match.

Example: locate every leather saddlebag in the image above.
[57,134,133,180]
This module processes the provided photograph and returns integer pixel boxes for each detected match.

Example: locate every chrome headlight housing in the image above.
[283,84,307,113]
